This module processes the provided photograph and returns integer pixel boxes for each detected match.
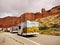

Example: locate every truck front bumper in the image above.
[22,32,39,35]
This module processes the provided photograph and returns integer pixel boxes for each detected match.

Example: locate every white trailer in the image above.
[18,21,39,36]
[9,26,18,33]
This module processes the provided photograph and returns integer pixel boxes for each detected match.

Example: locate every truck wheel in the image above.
[20,32,23,36]
[17,32,23,36]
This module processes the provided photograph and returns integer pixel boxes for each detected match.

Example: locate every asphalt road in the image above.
[0,32,60,45]
[26,34,60,45]
[0,32,40,45]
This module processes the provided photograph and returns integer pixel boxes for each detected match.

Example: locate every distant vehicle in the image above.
[18,21,39,36]
[9,26,18,33]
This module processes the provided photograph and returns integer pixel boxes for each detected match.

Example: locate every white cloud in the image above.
[28,0,60,12]
[0,13,19,18]
[0,13,13,18]
[0,0,60,18]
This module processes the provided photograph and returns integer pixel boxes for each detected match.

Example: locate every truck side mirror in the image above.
[19,26,21,29]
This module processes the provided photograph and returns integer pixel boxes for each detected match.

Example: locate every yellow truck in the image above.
[18,21,39,36]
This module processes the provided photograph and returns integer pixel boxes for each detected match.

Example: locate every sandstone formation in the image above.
[0,5,60,28]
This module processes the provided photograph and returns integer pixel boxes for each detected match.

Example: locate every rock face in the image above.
[42,8,52,17]
[0,5,60,28]
[34,12,42,19]
[36,14,60,27]
[0,16,20,28]
[19,13,35,23]
[48,5,60,14]
[35,5,60,27]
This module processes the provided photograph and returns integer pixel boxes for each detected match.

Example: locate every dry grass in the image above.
[39,29,60,36]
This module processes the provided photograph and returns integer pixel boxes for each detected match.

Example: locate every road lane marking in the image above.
[4,34,24,45]
[21,36,41,45]
[5,33,41,45]
[14,34,41,45]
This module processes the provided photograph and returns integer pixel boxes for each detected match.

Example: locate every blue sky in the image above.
[0,0,60,18]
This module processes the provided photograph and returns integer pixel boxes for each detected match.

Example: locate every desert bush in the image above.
[39,26,49,30]
[40,29,52,34]
[51,24,60,28]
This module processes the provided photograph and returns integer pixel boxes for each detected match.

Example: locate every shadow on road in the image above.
[23,35,37,38]
[17,34,37,38]
[10,32,18,34]
[9,32,37,38]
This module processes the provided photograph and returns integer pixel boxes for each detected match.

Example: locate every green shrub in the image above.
[39,26,49,30]
[51,24,60,28]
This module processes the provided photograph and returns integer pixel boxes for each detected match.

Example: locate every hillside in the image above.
[0,16,20,28]
[0,5,60,28]
[48,5,60,14]
[35,5,60,27]
[35,13,60,27]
